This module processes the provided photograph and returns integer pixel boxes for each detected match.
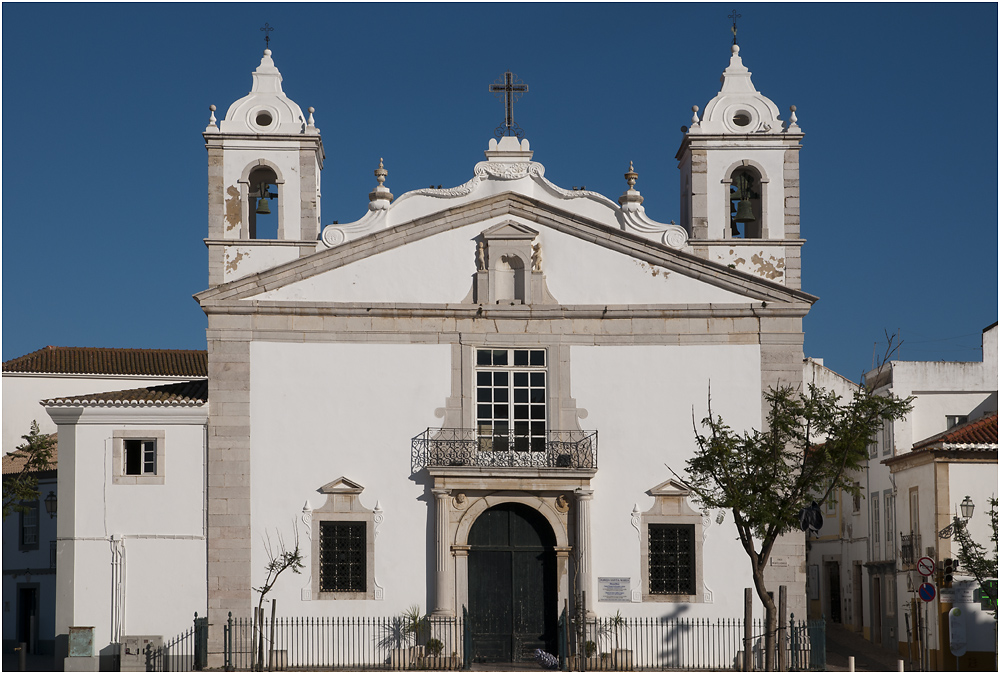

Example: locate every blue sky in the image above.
[2,3,997,379]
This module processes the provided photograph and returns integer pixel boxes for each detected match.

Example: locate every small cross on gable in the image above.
[489,71,529,140]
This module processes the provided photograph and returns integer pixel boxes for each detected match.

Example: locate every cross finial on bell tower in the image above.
[728,9,741,45]
[260,22,274,49]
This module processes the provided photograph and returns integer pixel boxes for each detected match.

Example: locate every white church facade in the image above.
[43,43,815,669]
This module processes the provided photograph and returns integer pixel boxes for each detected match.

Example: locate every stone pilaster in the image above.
[432,489,456,616]
[575,488,595,615]
[205,320,253,669]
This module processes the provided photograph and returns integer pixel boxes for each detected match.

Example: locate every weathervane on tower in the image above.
[260,22,274,49]
[489,71,529,141]
[728,10,741,45]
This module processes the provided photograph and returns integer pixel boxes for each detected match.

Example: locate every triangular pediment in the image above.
[648,478,693,497]
[481,222,538,240]
[318,476,364,494]
[196,193,816,307]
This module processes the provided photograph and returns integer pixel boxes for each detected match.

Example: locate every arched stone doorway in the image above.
[467,503,558,662]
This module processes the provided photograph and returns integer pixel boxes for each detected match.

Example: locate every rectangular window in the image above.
[319,521,366,593]
[476,348,546,452]
[871,493,880,559]
[124,439,157,476]
[946,415,968,429]
[20,503,39,550]
[880,422,893,456]
[884,492,895,559]
[648,524,695,595]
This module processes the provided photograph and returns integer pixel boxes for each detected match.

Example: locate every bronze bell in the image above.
[255,198,271,215]
[734,199,755,222]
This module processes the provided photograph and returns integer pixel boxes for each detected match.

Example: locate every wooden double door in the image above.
[468,503,558,662]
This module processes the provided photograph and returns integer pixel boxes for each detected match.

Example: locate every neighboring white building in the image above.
[2,347,206,669]
[41,42,819,669]
[805,323,998,669]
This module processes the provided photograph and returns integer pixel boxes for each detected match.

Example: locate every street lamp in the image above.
[960,496,975,520]
[44,490,57,518]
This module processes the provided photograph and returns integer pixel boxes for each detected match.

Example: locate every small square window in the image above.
[113,431,165,485]
[124,440,157,476]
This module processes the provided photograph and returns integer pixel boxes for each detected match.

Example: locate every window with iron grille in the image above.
[319,521,366,592]
[475,348,546,452]
[648,524,695,595]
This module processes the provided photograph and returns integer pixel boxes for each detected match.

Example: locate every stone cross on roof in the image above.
[490,71,528,140]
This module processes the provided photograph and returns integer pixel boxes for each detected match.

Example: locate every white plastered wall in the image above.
[573,343,763,617]
[249,341,451,615]
[54,416,207,657]
[256,221,750,306]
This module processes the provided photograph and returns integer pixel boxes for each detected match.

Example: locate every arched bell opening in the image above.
[726,166,763,239]
[466,502,559,663]
[248,166,279,240]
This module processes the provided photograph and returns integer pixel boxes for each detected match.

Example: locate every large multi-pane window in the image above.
[476,348,546,452]
[648,524,695,595]
[319,521,366,593]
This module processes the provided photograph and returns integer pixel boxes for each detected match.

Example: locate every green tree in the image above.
[675,383,911,671]
[2,421,57,520]
[950,497,998,616]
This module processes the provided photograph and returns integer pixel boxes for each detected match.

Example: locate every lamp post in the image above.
[959,496,974,520]
[43,490,57,518]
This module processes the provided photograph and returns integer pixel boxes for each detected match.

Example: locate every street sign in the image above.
[917,556,935,577]
[919,582,937,602]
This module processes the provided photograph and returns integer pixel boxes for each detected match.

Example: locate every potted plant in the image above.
[608,611,633,671]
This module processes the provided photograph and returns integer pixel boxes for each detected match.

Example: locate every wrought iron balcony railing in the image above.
[900,532,921,567]
[411,428,597,472]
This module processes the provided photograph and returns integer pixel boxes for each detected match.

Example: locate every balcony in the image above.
[411,428,597,473]
[900,532,921,567]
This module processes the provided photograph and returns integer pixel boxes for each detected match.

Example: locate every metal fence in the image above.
[223,613,465,671]
[146,613,207,672]
[213,610,824,671]
[561,614,825,671]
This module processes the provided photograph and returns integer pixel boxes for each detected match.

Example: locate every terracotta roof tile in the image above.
[42,380,208,407]
[2,436,58,475]
[3,346,207,376]
[912,413,998,451]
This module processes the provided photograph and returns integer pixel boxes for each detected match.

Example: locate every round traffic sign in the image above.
[919,582,937,602]
[917,556,935,576]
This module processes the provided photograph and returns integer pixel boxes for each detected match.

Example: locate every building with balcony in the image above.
[39,41,818,668]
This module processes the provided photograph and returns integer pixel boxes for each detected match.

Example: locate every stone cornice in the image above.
[883,447,998,472]
[693,239,806,247]
[194,192,818,306]
[200,301,813,320]
[45,405,209,426]
[204,238,316,247]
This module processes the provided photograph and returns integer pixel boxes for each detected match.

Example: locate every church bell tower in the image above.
[676,44,804,288]
[203,48,324,286]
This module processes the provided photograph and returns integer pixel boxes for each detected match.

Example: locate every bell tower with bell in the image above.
[676,40,804,289]
[203,38,324,287]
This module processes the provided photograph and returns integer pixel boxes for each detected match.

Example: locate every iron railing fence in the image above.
[223,613,465,671]
[146,613,207,672]
[561,615,825,671]
[411,428,597,472]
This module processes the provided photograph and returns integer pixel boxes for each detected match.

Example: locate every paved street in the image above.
[825,622,908,672]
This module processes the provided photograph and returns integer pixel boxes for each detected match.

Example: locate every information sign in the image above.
[598,577,631,603]
[917,556,935,577]
[918,582,936,603]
